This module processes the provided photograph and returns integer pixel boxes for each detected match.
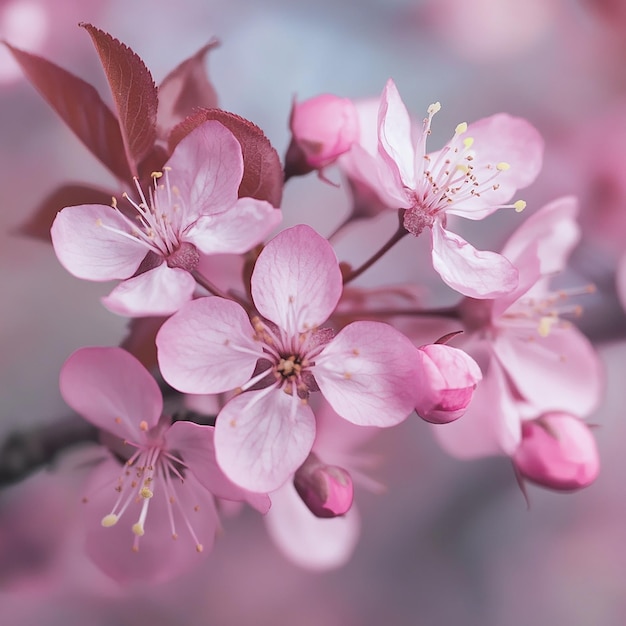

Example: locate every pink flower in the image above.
[339,79,544,298]
[414,342,482,424]
[513,412,599,491]
[434,196,603,459]
[59,346,268,583]
[156,224,420,492]
[51,120,281,317]
[285,94,359,175]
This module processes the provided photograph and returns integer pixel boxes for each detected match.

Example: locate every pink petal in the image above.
[264,482,360,571]
[433,351,522,458]
[102,264,196,317]
[251,225,342,332]
[59,347,163,441]
[313,321,419,427]
[431,220,519,298]
[493,326,603,418]
[214,388,316,492]
[51,204,146,280]
[501,196,580,275]
[157,297,262,394]
[82,455,217,584]
[187,197,281,255]
[165,120,244,218]
[165,422,270,513]
[377,79,416,189]
[455,113,543,211]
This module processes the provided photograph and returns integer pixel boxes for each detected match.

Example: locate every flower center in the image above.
[96,168,198,271]
[92,430,204,554]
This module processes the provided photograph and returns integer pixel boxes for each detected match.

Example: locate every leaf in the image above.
[169,108,283,207]
[18,183,117,242]
[5,43,132,183]
[157,39,220,137]
[80,23,158,174]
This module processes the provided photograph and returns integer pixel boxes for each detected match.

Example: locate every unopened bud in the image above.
[513,412,599,491]
[294,453,354,518]
[414,343,482,424]
[286,94,359,176]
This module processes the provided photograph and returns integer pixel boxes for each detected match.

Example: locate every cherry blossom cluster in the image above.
[5,24,603,583]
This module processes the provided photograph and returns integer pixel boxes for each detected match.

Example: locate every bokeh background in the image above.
[2,0,626,624]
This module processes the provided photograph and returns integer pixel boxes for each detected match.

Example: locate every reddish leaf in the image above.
[120,316,167,370]
[80,23,158,174]
[169,109,283,207]
[6,43,132,183]
[157,39,220,138]
[18,183,117,242]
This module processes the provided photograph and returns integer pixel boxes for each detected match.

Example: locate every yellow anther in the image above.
[514,200,527,213]
[538,317,555,338]
[455,122,468,135]
[101,514,119,528]
[140,487,153,499]
[196,544,204,553]
[95,218,103,227]
[463,137,474,149]
[456,164,470,174]
[132,523,145,536]
[496,162,511,171]
[111,196,118,208]
[139,420,149,432]
[151,171,163,179]
[427,102,441,115]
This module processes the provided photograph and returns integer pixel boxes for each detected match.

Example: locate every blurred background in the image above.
[1,0,626,624]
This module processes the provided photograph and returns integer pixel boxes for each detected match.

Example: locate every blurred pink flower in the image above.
[339,79,544,298]
[60,346,268,583]
[435,196,602,458]
[51,120,281,317]
[157,224,420,492]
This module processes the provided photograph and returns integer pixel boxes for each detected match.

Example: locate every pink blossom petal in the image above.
[214,389,316,492]
[82,455,217,584]
[264,482,360,571]
[501,196,580,275]
[187,197,281,255]
[314,321,419,427]
[493,327,603,418]
[165,421,270,513]
[377,78,416,189]
[458,113,543,207]
[157,297,262,394]
[165,120,244,218]
[431,220,519,298]
[251,225,342,331]
[102,264,196,317]
[51,204,146,280]
[59,347,162,441]
[433,352,521,458]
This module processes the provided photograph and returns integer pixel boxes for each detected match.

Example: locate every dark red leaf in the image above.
[157,39,220,138]
[5,42,132,183]
[120,316,167,370]
[80,23,158,174]
[18,183,117,242]
[169,109,283,207]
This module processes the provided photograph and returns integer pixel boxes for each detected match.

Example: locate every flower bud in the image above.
[513,412,599,491]
[285,94,359,177]
[414,343,482,424]
[293,453,354,518]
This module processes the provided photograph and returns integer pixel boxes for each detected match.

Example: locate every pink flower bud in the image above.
[513,413,599,491]
[293,453,354,518]
[287,94,359,173]
[414,343,482,424]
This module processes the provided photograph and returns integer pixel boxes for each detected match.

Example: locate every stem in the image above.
[333,305,460,321]
[342,218,408,285]
[191,269,232,299]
